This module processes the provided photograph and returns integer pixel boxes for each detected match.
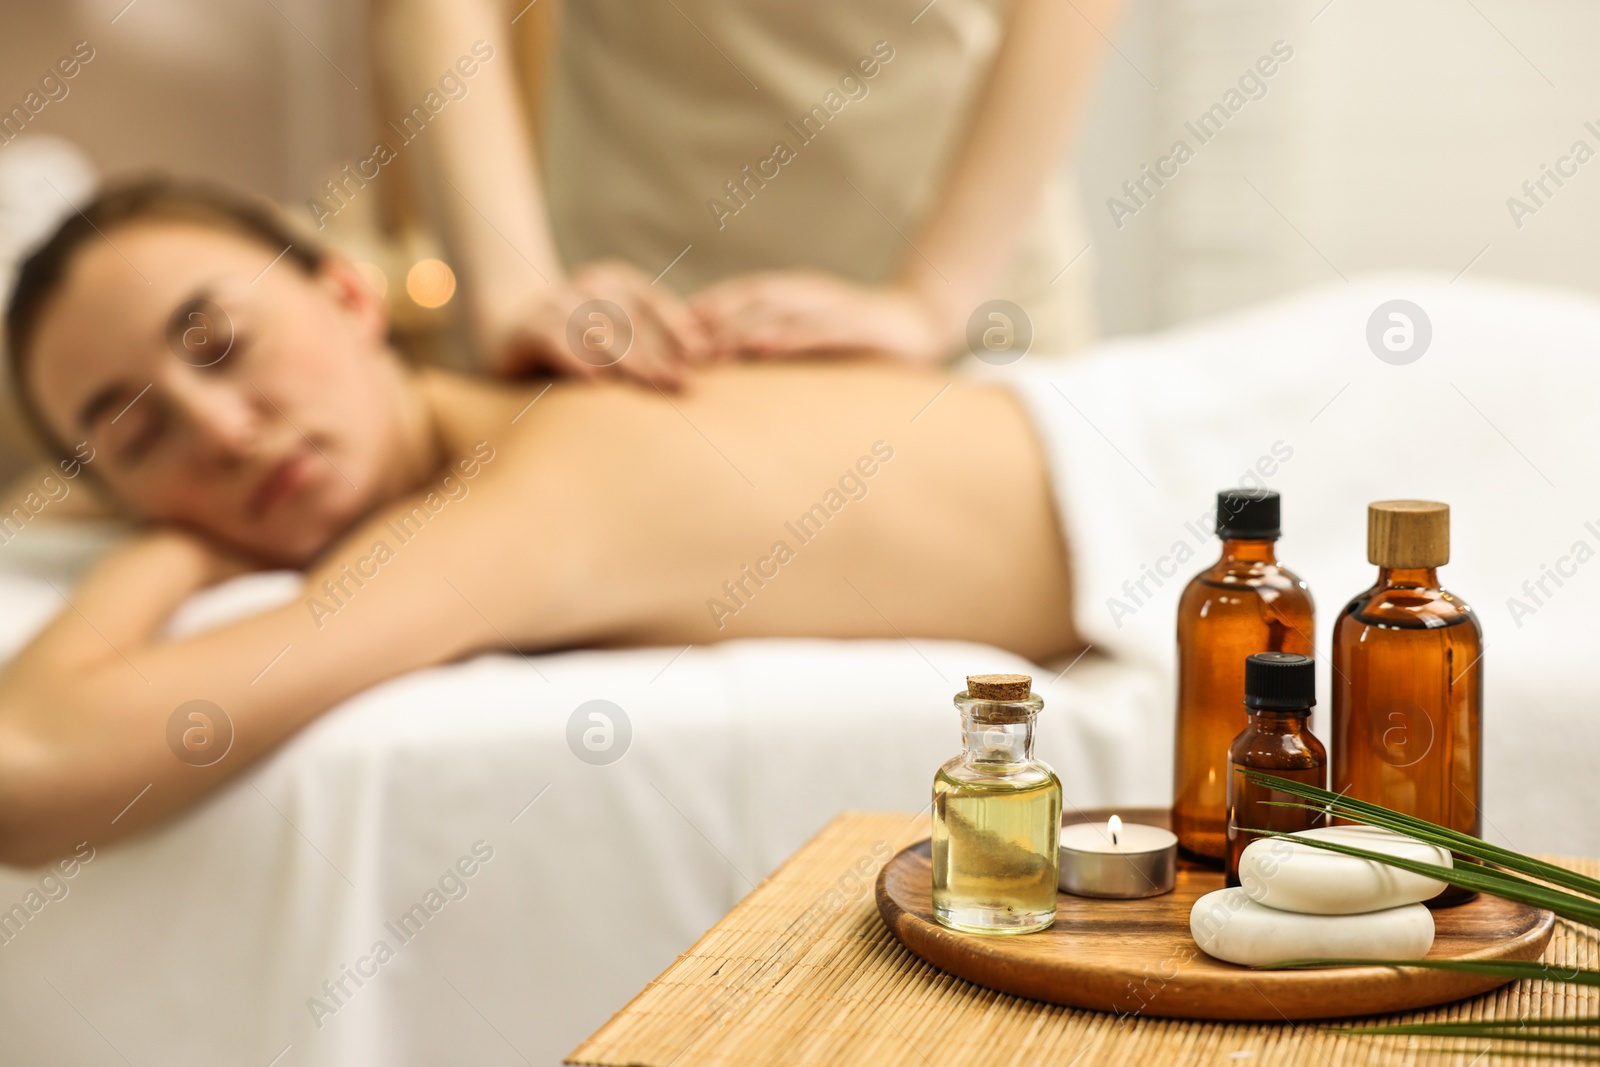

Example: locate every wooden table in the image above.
[569,812,1599,1067]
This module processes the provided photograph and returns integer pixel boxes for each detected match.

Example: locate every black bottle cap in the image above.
[1216,489,1281,540]
[1243,652,1316,710]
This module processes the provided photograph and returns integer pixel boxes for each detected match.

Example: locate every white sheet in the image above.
[2,273,1595,1064]
[0,560,1162,1066]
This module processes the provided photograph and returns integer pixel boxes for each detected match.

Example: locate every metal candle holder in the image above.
[1058,815,1178,899]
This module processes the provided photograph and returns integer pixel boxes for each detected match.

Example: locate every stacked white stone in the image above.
[1189,825,1451,966]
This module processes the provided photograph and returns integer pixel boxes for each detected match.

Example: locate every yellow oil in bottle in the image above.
[932,769,1061,934]
[930,673,1061,935]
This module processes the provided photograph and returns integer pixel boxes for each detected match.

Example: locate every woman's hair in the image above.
[4,176,324,459]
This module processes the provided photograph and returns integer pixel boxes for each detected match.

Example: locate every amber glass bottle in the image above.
[1332,501,1482,906]
[1225,653,1326,885]
[1174,490,1314,864]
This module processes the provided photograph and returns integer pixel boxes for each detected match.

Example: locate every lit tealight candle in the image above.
[1059,815,1178,899]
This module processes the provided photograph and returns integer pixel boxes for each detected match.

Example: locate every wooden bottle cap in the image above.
[966,674,1033,701]
[1367,500,1449,568]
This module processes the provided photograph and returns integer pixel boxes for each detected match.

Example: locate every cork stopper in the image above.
[966,674,1033,701]
[1367,500,1450,568]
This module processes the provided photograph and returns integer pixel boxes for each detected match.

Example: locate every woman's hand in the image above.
[689,272,950,366]
[479,260,711,389]
[12,529,253,678]
[117,528,255,600]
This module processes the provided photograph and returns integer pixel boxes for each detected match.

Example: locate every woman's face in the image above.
[28,222,412,566]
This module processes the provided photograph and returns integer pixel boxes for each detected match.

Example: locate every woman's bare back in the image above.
[411,361,1077,661]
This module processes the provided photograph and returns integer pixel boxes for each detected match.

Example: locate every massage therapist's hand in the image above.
[690,272,947,365]
[479,260,710,389]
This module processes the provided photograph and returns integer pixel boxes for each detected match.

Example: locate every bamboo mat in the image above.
[569,812,1599,1067]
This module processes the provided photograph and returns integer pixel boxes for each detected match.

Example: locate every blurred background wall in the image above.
[1075,0,1600,334]
[0,0,367,216]
[2,0,1597,473]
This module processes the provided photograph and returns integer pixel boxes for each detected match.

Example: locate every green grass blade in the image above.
[1240,770,1600,900]
[1331,1023,1600,1036]
[1343,1030,1598,1047]
[1240,769,1600,895]
[1376,1044,1600,1063]
[1239,770,1551,862]
[1264,958,1600,987]
[1254,797,1600,898]
[1240,831,1600,928]
[1260,804,1600,902]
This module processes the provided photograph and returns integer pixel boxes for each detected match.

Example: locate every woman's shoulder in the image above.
[422,368,565,448]
[417,367,656,464]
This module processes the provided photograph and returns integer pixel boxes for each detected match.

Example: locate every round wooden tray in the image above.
[876,807,1554,1021]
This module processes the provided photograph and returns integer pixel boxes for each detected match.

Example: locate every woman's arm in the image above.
[370,0,705,384]
[0,450,592,866]
[891,0,1122,338]
[692,0,1122,363]
[0,535,447,866]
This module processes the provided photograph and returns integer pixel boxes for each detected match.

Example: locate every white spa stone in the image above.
[1190,887,1435,966]
[1237,825,1452,915]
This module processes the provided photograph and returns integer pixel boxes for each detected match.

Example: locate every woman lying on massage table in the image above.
[0,180,1078,864]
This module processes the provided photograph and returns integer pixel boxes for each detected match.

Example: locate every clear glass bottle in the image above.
[1174,490,1314,864]
[932,673,1061,935]
[1332,500,1482,906]
[1226,652,1327,885]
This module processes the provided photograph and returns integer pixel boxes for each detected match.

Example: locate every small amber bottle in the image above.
[1174,490,1315,864]
[1226,653,1327,885]
[1332,501,1482,906]
[932,674,1062,935]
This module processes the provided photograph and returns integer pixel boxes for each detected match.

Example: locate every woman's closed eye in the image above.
[109,404,168,464]
[197,329,249,374]
[168,295,242,370]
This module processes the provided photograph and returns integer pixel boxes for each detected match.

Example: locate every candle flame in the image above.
[1108,814,1122,847]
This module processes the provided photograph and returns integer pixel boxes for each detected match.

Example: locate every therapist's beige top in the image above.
[539,0,1095,357]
